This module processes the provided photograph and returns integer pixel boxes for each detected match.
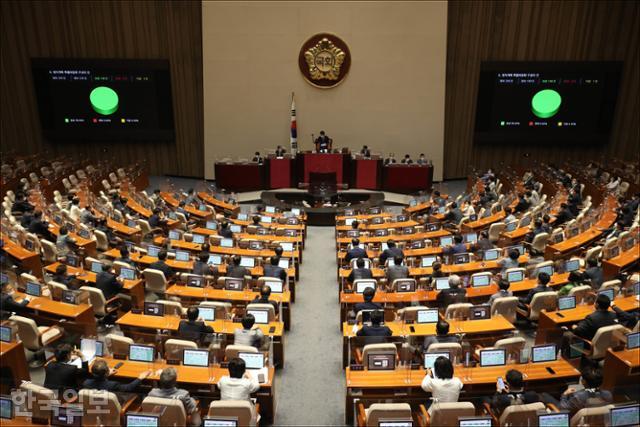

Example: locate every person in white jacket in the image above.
[218,357,261,423]
[421,356,463,414]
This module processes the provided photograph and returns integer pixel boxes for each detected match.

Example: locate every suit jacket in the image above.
[28,219,50,236]
[219,228,234,238]
[573,309,632,340]
[348,267,373,283]
[275,148,286,157]
[356,325,393,344]
[227,265,249,279]
[44,360,88,392]
[251,295,279,313]
[81,376,142,392]
[379,247,403,265]
[445,208,463,224]
[386,265,409,282]
[583,267,604,290]
[422,335,459,352]
[522,285,550,305]
[436,287,467,307]
[346,247,367,263]
[263,264,286,281]
[178,320,214,339]
[0,292,29,314]
[354,301,383,314]
[149,260,175,280]
[192,261,211,276]
[95,272,123,300]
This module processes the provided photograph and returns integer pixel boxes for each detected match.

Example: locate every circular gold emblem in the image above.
[298,33,351,88]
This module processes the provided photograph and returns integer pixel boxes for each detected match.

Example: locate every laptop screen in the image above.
[627,332,640,350]
[238,213,248,221]
[531,344,557,363]
[465,233,478,243]
[168,230,180,240]
[439,236,453,247]
[598,288,615,301]
[558,296,576,311]
[421,256,437,267]
[238,352,265,369]
[278,258,290,269]
[0,326,12,343]
[480,349,506,367]
[536,265,554,277]
[119,267,135,280]
[129,344,154,362]
[610,405,639,427]
[198,306,215,321]
[203,418,238,427]
[90,261,103,273]
[66,254,80,267]
[470,305,491,320]
[247,309,269,324]
[220,238,234,248]
[538,412,569,427]
[483,249,500,261]
[230,225,242,233]
[187,276,204,288]
[565,259,580,272]
[175,250,190,262]
[424,352,449,370]
[434,277,450,290]
[183,349,209,367]
[265,206,276,213]
[416,309,439,324]
[280,242,293,252]
[265,280,283,293]
[206,221,218,230]
[260,216,272,223]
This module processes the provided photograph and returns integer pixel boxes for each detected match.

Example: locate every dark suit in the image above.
[192,261,211,276]
[573,310,617,341]
[422,335,459,351]
[178,320,214,339]
[354,301,383,314]
[345,247,367,263]
[348,267,373,283]
[28,219,50,237]
[555,208,574,225]
[521,285,550,305]
[52,273,73,287]
[379,247,403,265]
[356,325,392,344]
[583,266,604,290]
[263,264,286,281]
[219,228,233,238]
[44,360,88,392]
[148,214,163,228]
[275,148,286,157]
[227,265,249,279]
[515,199,530,213]
[115,257,136,268]
[251,295,279,313]
[0,292,29,314]
[81,377,142,392]
[95,271,123,300]
[445,209,463,224]
[436,287,467,307]
[149,260,175,280]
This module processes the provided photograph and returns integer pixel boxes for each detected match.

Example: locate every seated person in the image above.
[520,272,551,306]
[498,249,520,274]
[385,255,409,282]
[82,358,150,391]
[251,284,279,313]
[148,208,167,228]
[217,357,260,425]
[179,307,214,340]
[356,310,392,343]
[192,252,215,276]
[474,231,494,252]
[354,287,383,316]
[488,369,539,417]
[422,320,459,352]
[489,279,513,305]
[443,234,467,255]
[384,153,396,165]
[379,240,403,265]
[27,210,51,238]
[436,274,467,307]
[401,154,413,164]
[541,368,612,416]
[11,192,34,214]
[503,207,516,224]
[185,188,199,205]
[115,246,136,267]
[426,261,445,286]
[582,258,604,290]
[570,294,635,341]
[234,314,264,349]
[149,367,201,427]
[263,256,286,282]
[360,145,371,158]
[431,191,446,207]
[348,257,373,283]
[444,203,463,224]
[219,221,234,238]
[252,151,263,164]
[416,153,428,165]
[51,263,76,287]
[557,271,585,296]
[56,226,76,257]
[227,255,250,279]
[149,249,175,281]
[420,356,463,414]
[345,238,367,263]
[274,145,286,157]
[0,281,30,314]
[44,344,88,394]
[95,264,124,301]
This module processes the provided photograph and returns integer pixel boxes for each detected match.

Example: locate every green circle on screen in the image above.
[90,86,119,115]
[531,89,561,119]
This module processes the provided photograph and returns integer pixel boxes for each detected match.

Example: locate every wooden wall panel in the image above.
[0,0,203,178]
[444,0,639,179]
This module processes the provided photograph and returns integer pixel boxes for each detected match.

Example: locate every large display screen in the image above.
[474,61,622,144]
[32,58,174,141]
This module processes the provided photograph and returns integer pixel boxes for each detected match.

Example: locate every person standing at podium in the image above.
[275,145,286,157]
[315,130,332,153]
[360,145,371,158]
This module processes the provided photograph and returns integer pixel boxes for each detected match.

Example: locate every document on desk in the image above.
[248,367,269,382]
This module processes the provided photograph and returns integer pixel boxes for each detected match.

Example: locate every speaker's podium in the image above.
[297,150,350,186]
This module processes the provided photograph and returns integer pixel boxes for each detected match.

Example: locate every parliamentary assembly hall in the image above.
[0,1,638,426]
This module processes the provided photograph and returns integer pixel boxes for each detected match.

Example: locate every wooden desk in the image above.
[166,285,291,330]
[44,262,145,308]
[197,191,240,214]
[335,220,419,232]
[116,312,285,367]
[602,348,640,391]
[14,291,96,336]
[48,223,97,258]
[536,295,640,344]
[101,357,276,423]
[160,192,214,221]
[106,217,141,241]
[344,359,580,424]
[602,244,640,279]
[336,213,394,221]
[462,212,506,232]
[0,341,30,393]
[152,237,301,261]
[335,230,451,246]
[1,236,42,277]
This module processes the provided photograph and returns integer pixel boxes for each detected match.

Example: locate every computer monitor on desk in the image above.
[247,309,269,325]
[416,309,439,324]
[182,349,209,367]
[564,258,580,272]
[50,404,82,426]
[479,349,506,367]
[421,256,437,268]
[238,352,265,370]
[119,267,136,280]
[537,411,569,427]
[147,245,161,258]
[0,396,13,420]
[610,404,639,427]
[483,249,500,261]
[378,420,413,427]
[424,352,449,370]
[506,270,524,283]
[367,353,395,371]
[206,221,218,230]
[125,413,159,427]
[627,332,640,350]
[355,281,376,294]
[471,274,491,288]
[225,278,244,291]
[175,250,190,262]
[0,325,13,343]
[220,238,234,248]
[207,255,222,265]
[458,417,492,427]
[203,417,238,427]
[434,277,450,290]
[198,306,215,321]
[280,242,293,252]
[26,281,42,297]
[193,234,206,245]
[558,296,576,311]
[129,344,154,362]
[531,344,557,363]
[168,230,180,240]
[598,288,615,301]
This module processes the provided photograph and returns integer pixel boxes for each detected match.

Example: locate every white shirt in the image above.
[462,205,475,217]
[421,375,463,413]
[69,205,82,221]
[218,374,260,401]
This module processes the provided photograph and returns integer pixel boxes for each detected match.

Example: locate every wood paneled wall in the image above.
[443,0,639,179]
[1,0,203,177]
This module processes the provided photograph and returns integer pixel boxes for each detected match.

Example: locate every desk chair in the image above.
[570,324,628,360]
[496,402,546,426]
[41,240,58,263]
[599,279,621,293]
[140,396,187,426]
[9,315,63,367]
[142,268,168,299]
[424,402,475,426]
[357,402,414,427]
[569,404,614,426]
[517,291,558,322]
[216,276,249,291]
[257,276,284,292]
[350,258,373,269]
[444,303,473,320]
[137,219,162,241]
[93,230,109,251]
[225,344,258,361]
[429,343,463,363]
[391,278,416,292]
[47,280,68,301]
[165,339,198,361]
[488,222,506,243]
[106,334,134,358]
[19,382,59,424]
[356,343,398,367]
[583,246,602,264]
[19,272,40,288]
[474,337,525,363]
[208,400,259,427]
[156,299,186,316]
[245,303,276,322]
[568,285,593,304]
[79,389,135,426]
[397,305,430,323]
[80,286,120,330]
[199,301,233,320]
[530,261,554,279]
